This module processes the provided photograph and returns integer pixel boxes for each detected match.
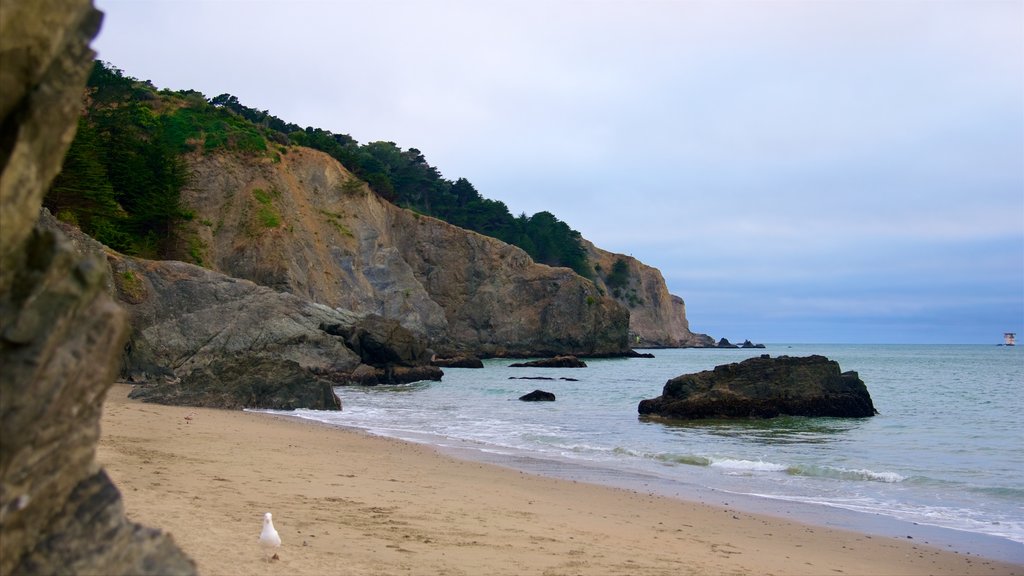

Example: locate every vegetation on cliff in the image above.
[47,61,590,276]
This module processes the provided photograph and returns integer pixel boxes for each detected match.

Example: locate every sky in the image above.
[91,0,1023,344]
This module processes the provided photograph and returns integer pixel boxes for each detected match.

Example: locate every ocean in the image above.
[271,344,1024,563]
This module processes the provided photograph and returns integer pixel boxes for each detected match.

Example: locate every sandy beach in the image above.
[97,384,1022,576]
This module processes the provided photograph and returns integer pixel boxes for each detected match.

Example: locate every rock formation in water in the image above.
[0,1,196,572]
[176,148,630,357]
[638,355,876,419]
[583,240,714,348]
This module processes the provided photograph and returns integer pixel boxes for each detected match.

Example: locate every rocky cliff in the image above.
[0,1,196,572]
[583,240,714,347]
[176,148,630,357]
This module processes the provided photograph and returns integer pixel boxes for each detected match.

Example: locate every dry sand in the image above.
[98,384,1022,576]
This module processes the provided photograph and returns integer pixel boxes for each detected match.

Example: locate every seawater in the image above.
[272,344,1024,561]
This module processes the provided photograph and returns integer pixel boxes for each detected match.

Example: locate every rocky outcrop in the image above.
[510,355,587,368]
[97,249,440,403]
[0,1,196,573]
[583,240,714,348]
[176,149,630,357]
[42,206,439,402]
[345,364,443,386]
[638,355,877,419]
[330,314,431,368]
[128,357,343,410]
[519,390,556,402]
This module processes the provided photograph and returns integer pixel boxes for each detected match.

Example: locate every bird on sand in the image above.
[260,512,281,560]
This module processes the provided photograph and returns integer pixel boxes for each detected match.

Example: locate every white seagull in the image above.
[260,512,282,560]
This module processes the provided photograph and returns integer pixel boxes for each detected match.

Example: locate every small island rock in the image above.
[519,390,557,402]
[638,355,876,419]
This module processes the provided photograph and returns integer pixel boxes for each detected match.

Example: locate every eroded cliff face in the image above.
[0,1,196,572]
[177,148,630,357]
[583,240,714,348]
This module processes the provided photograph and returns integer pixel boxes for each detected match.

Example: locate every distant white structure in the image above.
[1004,332,1016,346]
[260,512,281,558]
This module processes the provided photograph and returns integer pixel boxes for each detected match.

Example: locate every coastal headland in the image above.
[99,384,1023,576]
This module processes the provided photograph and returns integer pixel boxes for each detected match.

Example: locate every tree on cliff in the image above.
[49,60,594,277]
[46,61,189,257]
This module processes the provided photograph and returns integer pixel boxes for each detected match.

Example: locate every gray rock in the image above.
[333,314,431,367]
[108,254,363,391]
[638,355,877,419]
[344,364,443,386]
[0,1,196,572]
[128,357,342,410]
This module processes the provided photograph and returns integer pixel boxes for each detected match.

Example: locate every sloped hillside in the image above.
[177,147,629,357]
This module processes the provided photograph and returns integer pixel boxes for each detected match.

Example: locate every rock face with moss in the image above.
[638,355,877,420]
[0,1,196,573]
[177,148,630,357]
[583,240,714,348]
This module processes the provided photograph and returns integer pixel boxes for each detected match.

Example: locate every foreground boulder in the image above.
[42,208,444,405]
[105,252,443,404]
[0,1,196,572]
[510,355,587,368]
[638,355,876,419]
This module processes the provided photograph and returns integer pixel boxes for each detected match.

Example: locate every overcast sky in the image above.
[92,0,1023,344]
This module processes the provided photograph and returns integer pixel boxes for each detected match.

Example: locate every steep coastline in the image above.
[584,240,714,347]
[176,147,631,357]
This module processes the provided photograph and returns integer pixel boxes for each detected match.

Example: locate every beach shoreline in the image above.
[98,384,1023,575]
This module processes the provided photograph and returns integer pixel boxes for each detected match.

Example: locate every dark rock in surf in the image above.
[344,364,443,386]
[431,355,484,368]
[638,355,876,420]
[519,390,556,402]
[509,355,587,368]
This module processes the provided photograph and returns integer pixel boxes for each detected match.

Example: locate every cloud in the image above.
[93,0,1024,343]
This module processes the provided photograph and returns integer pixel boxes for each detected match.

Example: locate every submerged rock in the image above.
[509,355,587,368]
[638,355,876,420]
[431,355,485,368]
[519,390,556,402]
